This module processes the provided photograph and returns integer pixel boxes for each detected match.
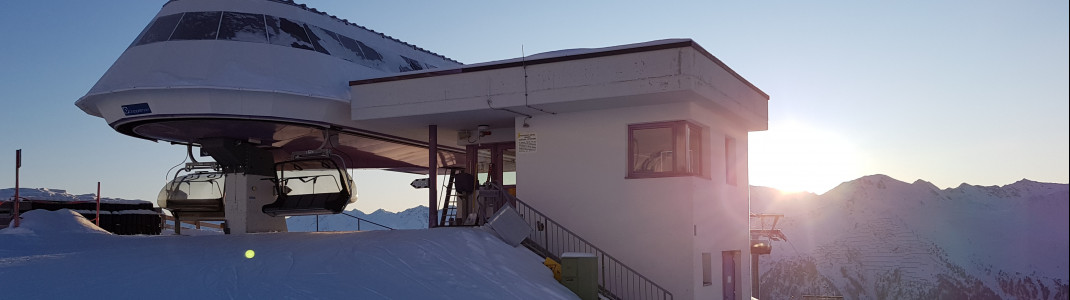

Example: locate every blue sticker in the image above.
[121,103,152,116]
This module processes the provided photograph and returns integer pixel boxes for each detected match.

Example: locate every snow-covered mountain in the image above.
[286,206,430,231]
[750,175,1069,299]
[1,187,148,204]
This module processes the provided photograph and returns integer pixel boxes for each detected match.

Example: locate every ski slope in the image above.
[0,209,577,299]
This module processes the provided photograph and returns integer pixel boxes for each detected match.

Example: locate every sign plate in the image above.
[517,132,536,153]
[410,178,430,189]
[121,103,152,116]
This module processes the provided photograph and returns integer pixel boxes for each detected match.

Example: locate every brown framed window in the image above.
[627,120,704,178]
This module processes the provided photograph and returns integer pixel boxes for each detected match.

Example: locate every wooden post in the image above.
[428,125,439,228]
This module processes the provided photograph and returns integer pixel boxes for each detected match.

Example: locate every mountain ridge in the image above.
[750,175,1068,299]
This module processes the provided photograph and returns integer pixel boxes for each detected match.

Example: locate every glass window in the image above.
[399,55,425,72]
[170,11,223,41]
[218,12,267,43]
[688,124,702,174]
[307,25,353,58]
[336,35,368,60]
[502,148,517,186]
[266,16,314,50]
[136,13,184,45]
[302,24,332,55]
[627,120,704,178]
[702,252,713,286]
[631,127,674,174]
[129,11,395,68]
[357,40,383,61]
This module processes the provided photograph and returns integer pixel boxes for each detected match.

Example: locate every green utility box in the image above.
[561,252,598,300]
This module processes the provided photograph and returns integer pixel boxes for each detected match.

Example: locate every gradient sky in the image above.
[1,0,1067,212]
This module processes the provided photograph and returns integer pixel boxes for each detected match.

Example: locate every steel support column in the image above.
[428,125,439,228]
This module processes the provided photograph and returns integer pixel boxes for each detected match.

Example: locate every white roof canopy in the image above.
[349,39,769,132]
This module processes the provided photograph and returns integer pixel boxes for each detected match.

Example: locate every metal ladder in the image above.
[438,168,464,226]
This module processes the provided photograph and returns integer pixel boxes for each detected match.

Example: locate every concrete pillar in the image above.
[224,174,287,234]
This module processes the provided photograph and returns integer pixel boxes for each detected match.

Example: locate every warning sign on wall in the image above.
[517,132,536,153]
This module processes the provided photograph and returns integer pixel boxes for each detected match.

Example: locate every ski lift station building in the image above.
[75,0,770,299]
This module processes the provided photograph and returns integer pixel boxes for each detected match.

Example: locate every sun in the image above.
[748,121,865,194]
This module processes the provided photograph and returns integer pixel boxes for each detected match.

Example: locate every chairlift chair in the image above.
[262,151,357,217]
[157,162,226,222]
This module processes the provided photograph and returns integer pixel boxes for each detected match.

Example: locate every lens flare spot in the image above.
[245,250,255,259]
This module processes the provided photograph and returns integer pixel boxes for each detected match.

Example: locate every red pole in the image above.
[95,182,101,226]
[14,149,21,228]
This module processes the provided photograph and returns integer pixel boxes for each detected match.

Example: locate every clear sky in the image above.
[1,0,1067,212]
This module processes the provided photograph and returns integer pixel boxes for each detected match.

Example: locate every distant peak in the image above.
[911,179,939,190]
[849,174,909,189]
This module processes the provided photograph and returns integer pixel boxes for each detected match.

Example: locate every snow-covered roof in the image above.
[350,38,769,100]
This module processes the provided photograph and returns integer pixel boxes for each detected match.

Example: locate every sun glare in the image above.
[749,122,865,194]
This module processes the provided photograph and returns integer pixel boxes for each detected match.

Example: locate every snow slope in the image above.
[751,175,1069,299]
[1,209,577,299]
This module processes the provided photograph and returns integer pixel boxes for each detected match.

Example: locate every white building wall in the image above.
[686,101,753,300]
[517,101,749,300]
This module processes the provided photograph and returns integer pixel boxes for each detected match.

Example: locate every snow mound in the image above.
[1,209,111,236]
[1,223,576,299]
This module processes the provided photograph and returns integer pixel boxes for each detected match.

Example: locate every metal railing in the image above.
[162,215,224,232]
[340,212,395,230]
[481,183,673,300]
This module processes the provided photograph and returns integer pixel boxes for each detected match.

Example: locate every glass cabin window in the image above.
[628,120,704,178]
[266,16,315,51]
[136,13,183,45]
[337,34,368,60]
[218,12,268,43]
[399,55,425,72]
[170,11,223,41]
[357,39,383,61]
[130,11,397,70]
[301,24,332,55]
[307,25,359,61]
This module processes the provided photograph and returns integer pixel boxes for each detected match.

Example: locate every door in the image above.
[464,142,517,222]
[722,251,737,300]
[466,142,516,189]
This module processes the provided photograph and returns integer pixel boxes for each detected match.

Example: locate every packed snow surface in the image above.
[1,209,577,299]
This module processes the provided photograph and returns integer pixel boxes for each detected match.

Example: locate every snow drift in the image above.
[0,210,577,299]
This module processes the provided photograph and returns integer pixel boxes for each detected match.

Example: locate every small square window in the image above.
[627,121,703,178]
[702,252,713,286]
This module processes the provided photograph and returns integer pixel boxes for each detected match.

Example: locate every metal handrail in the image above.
[340,212,395,230]
[482,183,673,300]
